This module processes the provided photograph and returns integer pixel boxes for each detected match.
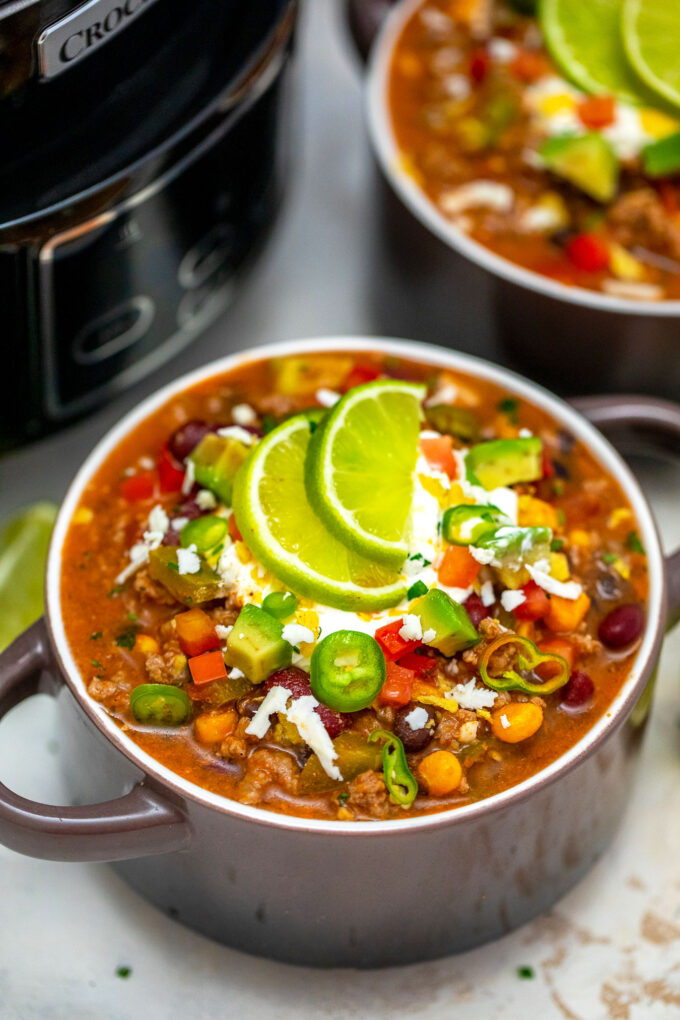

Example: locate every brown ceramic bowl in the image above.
[347,0,680,399]
[0,337,678,968]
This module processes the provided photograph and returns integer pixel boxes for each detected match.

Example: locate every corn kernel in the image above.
[608,508,633,529]
[539,94,576,115]
[640,108,679,138]
[396,53,422,78]
[236,541,251,564]
[516,621,535,639]
[497,565,530,589]
[418,474,448,504]
[569,529,590,548]
[612,557,631,580]
[518,495,559,530]
[550,552,570,581]
[72,507,94,524]
[135,634,159,655]
[337,806,354,821]
[172,654,187,677]
[491,702,543,743]
[609,243,645,282]
[419,750,463,796]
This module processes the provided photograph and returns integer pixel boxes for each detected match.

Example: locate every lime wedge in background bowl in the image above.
[540,0,658,105]
[0,502,57,651]
[305,380,425,568]
[232,414,407,612]
[623,0,680,111]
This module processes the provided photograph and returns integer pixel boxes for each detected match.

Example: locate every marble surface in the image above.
[1,2,680,1017]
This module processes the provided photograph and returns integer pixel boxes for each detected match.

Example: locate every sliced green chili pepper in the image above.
[442,504,510,546]
[261,591,298,620]
[368,729,418,807]
[129,683,192,725]
[479,634,569,696]
[310,630,386,712]
[180,515,229,553]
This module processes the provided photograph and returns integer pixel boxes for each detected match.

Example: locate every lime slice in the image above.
[623,0,680,110]
[232,414,407,612]
[0,502,57,651]
[540,0,656,105]
[305,381,426,568]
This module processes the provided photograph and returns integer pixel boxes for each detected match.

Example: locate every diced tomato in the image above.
[463,592,490,628]
[511,49,550,82]
[175,608,221,657]
[541,447,555,479]
[375,619,421,661]
[419,434,458,480]
[157,443,185,493]
[470,49,490,83]
[228,513,242,543]
[397,651,438,677]
[437,545,480,588]
[343,363,381,390]
[513,580,550,622]
[577,95,615,130]
[188,649,228,686]
[657,179,679,215]
[120,471,155,503]
[378,661,415,707]
[536,637,576,679]
[566,233,610,273]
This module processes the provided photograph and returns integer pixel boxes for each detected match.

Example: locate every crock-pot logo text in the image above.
[38,0,160,79]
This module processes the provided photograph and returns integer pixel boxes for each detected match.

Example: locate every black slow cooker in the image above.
[1,0,298,449]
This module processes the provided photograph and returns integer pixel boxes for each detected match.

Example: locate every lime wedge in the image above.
[623,0,680,111]
[232,414,407,612]
[305,381,426,568]
[0,502,57,651]
[540,0,657,105]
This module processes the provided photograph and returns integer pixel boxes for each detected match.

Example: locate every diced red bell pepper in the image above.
[566,233,610,273]
[378,661,415,707]
[120,471,156,503]
[438,545,480,588]
[188,649,228,686]
[470,49,490,83]
[511,49,550,82]
[175,608,221,657]
[228,513,242,543]
[541,447,555,479]
[419,434,458,480]
[375,619,421,661]
[343,363,381,390]
[513,580,550,622]
[397,651,438,678]
[158,443,186,493]
[577,95,615,130]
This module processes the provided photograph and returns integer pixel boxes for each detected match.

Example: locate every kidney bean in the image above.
[598,603,644,649]
[561,670,594,708]
[393,703,436,752]
[463,592,490,629]
[263,666,351,738]
[168,420,213,461]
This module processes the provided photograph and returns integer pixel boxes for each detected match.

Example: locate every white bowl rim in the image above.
[365,0,680,318]
[46,335,667,836]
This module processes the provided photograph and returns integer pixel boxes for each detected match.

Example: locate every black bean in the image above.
[393,703,436,752]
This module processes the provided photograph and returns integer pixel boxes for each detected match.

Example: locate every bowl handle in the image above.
[571,394,680,631]
[0,618,191,862]
[346,0,398,62]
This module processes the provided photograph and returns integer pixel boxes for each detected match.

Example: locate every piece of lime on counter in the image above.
[232,413,407,612]
[540,0,660,105]
[623,0,680,111]
[305,380,425,569]
[0,502,57,651]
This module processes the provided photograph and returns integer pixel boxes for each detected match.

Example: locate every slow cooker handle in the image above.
[571,394,680,630]
[346,0,398,62]
[0,618,191,862]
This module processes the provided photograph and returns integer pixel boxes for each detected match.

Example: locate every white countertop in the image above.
[2,3,680,1017]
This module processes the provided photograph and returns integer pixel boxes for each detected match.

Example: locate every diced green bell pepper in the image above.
[298,731,383,794]
[148,547,225,605]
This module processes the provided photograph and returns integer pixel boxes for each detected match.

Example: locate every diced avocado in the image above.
[189,434,250,506]
[411,589,478,656]
[442,504,510,546]
[465,437,542,490]
[539,133,619,204]
[148,547,225,605]
[225,603,292,684]
[642,130,680,178]
[476,525,552,563]
[424,405,480,443]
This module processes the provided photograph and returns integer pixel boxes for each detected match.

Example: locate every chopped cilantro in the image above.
[408,553,432,567]
[116,966,132,979]
[407,580,428,600]
[498,397,519,423]
[127,612,138,623]
[626,531,645,555]
[603,553,617,564]
[115,630,137,650]
[168,562,179,572]
[338,792,349,805]
[91,659,103,669]
[556,509,566,527]
[90,632,102,641]
[553,480,564,496]
[107,585,124,598]
[261,413,278,434]
[550,539,564,552]
[517,966,535,980]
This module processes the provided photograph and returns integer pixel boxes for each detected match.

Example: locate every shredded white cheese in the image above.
[480,581,496,607]
[500,713,511,730]
[181,458,195,495]
[526,564,583,600]
[116,504,169,583]
[215,624,233,641]
[449,678,497,710]
[404,706,430,731]
[281,623,315,647]
[177,544,201,575]
[439,181,514,218]
[231,403,257,426]
[217,425,257,446]
[246,686,341,780]
[488,37,517,63]
[196,489,218,510]
[399,614,423,642]
[501,589,527,612]
[315,388,341,408]
[422,628,437,644]
[246,685,290,739]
